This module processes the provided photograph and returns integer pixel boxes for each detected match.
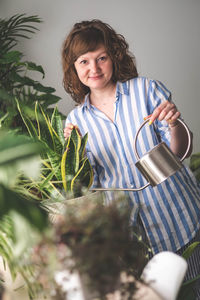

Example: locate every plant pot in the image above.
[47,191,103,224]
[141,251,187,300]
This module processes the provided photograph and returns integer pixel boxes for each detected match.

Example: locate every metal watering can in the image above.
[92,118,191,192]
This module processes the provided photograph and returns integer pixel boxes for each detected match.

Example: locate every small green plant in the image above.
[17,101,93,199]
[190,152,200,182]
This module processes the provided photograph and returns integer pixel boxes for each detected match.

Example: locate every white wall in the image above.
[1,0,200,153]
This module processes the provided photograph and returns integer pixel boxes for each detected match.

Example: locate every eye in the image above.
[80,59,87,65]
[98,56,107,62]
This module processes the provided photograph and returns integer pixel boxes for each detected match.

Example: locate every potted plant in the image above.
[17,101,95,209]
[0,13,63,132]
[30,196,149,300]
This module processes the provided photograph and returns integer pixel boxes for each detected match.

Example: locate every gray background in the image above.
[1,0,200,155]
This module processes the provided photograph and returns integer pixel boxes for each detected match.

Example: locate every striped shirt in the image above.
[66,77,200,254]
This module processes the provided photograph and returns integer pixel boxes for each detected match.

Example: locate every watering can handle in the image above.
[134,117,191,162]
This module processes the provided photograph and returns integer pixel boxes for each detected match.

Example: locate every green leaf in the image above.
[177,280,196,300]
[182,241,200,260]
[39,166,59,189]
[36,93,61,105]
[39,104,56,151]
[25,61,45,78]
[61,137,76,192]
[16,99,38,137]
[0,184,48,231]
[33,83,55,93]
[0,51,22,64]
[49,106,65,157]
[71,157,93,193]
[0,131,43,166]
[79,133,88,160]
[51,106,65,147]
[177,274,200,300]
[0,88,15,102]
[190,153,200,171]
[10,73,55,93]
[47,148,62,181]
[70,128,81,173]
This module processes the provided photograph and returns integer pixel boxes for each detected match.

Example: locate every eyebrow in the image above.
[78,51,107,60]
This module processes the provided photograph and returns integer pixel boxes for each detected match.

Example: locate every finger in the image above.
[64,131,71,139]
[149,101,168,123]
[158,103,177,121]
[149,102,176,124]
[63,123,74,139]
[65,123,74,130]
[168,111,181,122]
[163,107,178,121]
[149,106,163,124]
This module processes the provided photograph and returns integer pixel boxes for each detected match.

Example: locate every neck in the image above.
[90,83,116,106]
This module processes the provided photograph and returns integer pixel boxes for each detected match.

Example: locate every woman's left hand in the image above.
[149,101,180,127]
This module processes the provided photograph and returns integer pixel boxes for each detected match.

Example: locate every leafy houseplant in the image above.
[17,101,94,201]
[0,13,62,132]
[0,128,49,299]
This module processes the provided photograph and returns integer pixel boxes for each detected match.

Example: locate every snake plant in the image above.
[17,100,93,199]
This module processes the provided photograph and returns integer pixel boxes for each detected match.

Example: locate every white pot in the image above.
[141,251,187,300]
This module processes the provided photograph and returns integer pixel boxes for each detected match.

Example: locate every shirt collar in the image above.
[83,93,91,109]
[82,80,130,109]
[116,81,130,96]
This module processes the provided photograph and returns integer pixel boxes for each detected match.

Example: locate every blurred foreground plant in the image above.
[0,129,49,299]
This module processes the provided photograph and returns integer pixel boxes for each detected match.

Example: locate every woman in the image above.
[62,19,200,298]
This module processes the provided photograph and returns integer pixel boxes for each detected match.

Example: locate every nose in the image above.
[90,61,99,73]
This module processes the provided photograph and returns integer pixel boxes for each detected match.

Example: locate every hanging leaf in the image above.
[25,61,45,78]
[35,93,61,105]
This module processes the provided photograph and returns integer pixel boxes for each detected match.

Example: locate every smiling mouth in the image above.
[89,74,103,80]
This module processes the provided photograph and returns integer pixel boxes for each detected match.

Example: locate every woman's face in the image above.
[74,45,114,92]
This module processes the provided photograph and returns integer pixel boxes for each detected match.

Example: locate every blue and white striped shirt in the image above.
[66,77,200,254]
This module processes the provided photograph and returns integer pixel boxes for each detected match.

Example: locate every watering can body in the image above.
[135,142,182,187]
[92,118,191,192]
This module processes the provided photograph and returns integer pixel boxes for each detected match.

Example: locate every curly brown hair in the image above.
[62,19,138,104]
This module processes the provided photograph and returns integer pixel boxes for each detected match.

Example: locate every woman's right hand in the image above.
[63,123,81,139]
